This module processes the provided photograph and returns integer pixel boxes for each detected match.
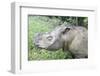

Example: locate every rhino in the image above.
[34,24,88,58]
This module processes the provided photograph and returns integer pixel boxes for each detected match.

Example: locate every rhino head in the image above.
[34,24,71,50]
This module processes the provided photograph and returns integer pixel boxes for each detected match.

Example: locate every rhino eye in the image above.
[47,36,53,41]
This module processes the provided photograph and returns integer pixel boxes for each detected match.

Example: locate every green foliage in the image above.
[28,49,71,60]
[28,15,88,60]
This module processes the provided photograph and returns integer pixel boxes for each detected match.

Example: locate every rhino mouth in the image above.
[34,44,47,50]
[34,44,58,51]
[34,44,43,49]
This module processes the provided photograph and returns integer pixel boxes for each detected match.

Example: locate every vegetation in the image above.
[28,15,88,60]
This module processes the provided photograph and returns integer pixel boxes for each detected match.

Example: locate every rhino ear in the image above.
[61,27,70,34]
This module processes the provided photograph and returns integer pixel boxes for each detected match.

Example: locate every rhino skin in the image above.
[34,25,88,58]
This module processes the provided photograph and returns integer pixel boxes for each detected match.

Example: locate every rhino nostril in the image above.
[36,45,39,47]
[35,44,39,47]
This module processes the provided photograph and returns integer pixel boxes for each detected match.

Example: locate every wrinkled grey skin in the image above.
[34,24,88,58]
